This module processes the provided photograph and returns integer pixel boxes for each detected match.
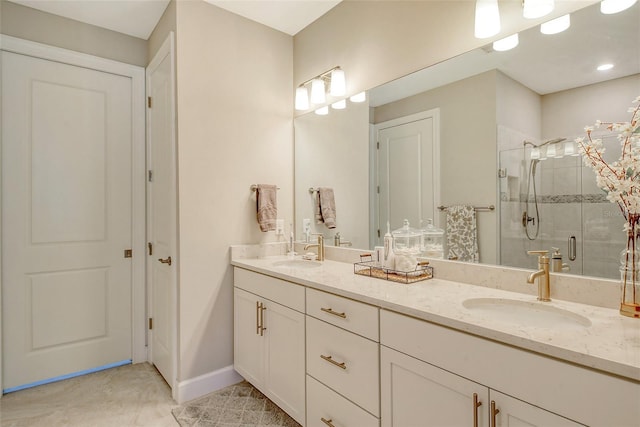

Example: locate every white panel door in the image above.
[377,112,439,244]
[146,35,176,388]
[1,51,133,390]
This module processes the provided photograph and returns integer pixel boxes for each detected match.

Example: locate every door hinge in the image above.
[377,229,381,238]
[148,170,153,182]
[124,249,133,258]
[377,185,380,194]
[148,318,153,330]
[148,242,153,255]
[147,96,152,108]
[377,141,380,149]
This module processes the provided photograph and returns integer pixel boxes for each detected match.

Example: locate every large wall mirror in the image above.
[294,1,640,280]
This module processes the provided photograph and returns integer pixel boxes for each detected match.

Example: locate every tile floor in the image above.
[0,363,179,427]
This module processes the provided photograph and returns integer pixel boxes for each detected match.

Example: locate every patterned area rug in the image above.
[171,381,301,427]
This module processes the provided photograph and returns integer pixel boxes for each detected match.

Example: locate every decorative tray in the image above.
[354,254,433,284]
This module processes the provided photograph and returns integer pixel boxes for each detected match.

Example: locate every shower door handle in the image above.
[568,236,577,261]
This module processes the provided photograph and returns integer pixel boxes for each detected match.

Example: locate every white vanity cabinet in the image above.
[233,268,305,425]
[305,288,380,427]
[380,309,638,427]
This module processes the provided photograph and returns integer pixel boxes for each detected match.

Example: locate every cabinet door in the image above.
[264,299,306,426]
[490,391,583,427]
[234,287,264,387]
[381,346,488,427]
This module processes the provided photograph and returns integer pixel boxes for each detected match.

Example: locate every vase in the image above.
[620,214,640,318]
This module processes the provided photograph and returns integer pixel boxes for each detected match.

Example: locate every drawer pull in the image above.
[490,400,500,427]
[320,307,347,319]
[321,417,336,427]
[473,393,482,427]
[320,354,347,370]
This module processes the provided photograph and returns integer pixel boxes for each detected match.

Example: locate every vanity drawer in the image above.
[306,287,379,341]
[234,267,304,312]
[306,316,379,416]
[306,375,379,427]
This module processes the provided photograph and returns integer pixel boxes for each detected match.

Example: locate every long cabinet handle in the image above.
[320,307,347,319]
[256,301,261,335]
[568,235,577,261]
[473,393,483,427]
[321,417,336,427]
[260,304,267,336]
[490,400,500,427]
[320,354,347,370]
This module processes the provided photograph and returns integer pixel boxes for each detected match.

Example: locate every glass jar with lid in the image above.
[392,219,422,271]
[421,218,444,259]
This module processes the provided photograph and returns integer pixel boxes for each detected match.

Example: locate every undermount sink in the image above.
[462,298,592,329]
[271,259,322,269]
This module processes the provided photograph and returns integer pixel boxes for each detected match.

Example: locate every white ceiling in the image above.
[7,0,342,39]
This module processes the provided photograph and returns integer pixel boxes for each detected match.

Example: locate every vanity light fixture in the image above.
[523,0,554,19]
[330,68,346,96]
[350,91,366,103]
[540,14,570,34]
[310,79,326,104]
[530,146,541,160]
[295,86,309,110]
[601,0,637,14]
[493,33,519,51]
[474,0,501,39]
[331,99,346,109]
[315,106,329,115]
[564,140,579,156]
[546,143,557,158]
[597,63,614,71]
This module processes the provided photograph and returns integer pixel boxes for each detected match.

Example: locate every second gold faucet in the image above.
[527,250,551,301]
[304,233,325,261]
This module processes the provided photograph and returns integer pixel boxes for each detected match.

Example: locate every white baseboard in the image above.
[175,365,243,404]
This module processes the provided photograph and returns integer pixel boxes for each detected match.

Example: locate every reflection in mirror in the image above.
[294,1,640,280]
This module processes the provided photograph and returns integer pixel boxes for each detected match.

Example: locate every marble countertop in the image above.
[231,255,640,382]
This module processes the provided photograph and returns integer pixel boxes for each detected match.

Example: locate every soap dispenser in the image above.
[551,247,570,272]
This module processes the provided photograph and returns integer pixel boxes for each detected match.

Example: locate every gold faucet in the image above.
[304,233,324,261]
[527,250,551,301]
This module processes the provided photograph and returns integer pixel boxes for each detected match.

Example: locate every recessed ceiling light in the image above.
[597,63,614,71]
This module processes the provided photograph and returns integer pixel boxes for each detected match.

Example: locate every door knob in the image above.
[158,256,172,266]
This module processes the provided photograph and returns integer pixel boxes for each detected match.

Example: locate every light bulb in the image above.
[493,33,519,51]
[310,79,326,104]
[475,0,501,39]
[540,14,570,34]
[563,141,578,156]
[330,68,346,96]
[531,146,541,160]
[597,63,614,71]
[523,0,554,19]
[332,99,346,109]
[601,0,637,14]
[546,143,557,158]
[295,86,309,111]
[350,91,366,103]
[315,106,329,115]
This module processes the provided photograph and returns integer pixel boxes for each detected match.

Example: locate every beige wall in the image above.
[148,0,176,62]
[294,101,370,249]
[0,0,147,66]
[293,0,596,113]
[542,74,640,139]
[374,71,498,263]
[497,71,542,141]
[174,0,293,381]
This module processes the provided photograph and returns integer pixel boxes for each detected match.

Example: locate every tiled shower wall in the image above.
[498,126,624,280]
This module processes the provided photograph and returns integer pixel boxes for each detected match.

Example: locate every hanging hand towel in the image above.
[256,184,277,232]
[445,205,479,262]
[318,187,337,229]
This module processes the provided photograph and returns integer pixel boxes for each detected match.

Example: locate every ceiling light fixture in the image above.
[540,14,570,34]
[294,66,346,111]
[530,146,541,160]
[600,0,637,14]
[597,63,614,71]
[493,33,519,51]
[523,0,555,19]
[350,92,366,103]
[475,0,501,39]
